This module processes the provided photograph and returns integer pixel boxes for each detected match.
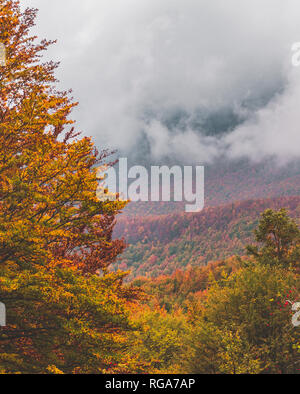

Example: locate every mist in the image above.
[22,0,300,165]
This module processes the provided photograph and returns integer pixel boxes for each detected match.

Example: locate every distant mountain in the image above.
[114,196,300,279]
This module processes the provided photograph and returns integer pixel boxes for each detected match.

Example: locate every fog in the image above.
[22,0,300,164]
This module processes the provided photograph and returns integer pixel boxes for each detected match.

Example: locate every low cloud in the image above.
[22,0,300,164]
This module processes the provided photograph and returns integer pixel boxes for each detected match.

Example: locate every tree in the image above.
[246,209,300,268]
[183,264,299,374]
[0,0,127,274]
[0,0,139,373]
[129,305,188,373]
[0,267,139,374]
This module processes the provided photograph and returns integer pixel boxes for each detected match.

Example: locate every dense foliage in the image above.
[0,0,138,373]
[0,1,299,374]
[115,196,300,279]
[132,208,300,374]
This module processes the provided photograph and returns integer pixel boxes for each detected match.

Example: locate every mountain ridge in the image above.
[114,195,300,279]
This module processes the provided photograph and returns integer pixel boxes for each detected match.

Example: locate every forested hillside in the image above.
[0,1,299,375]
[114,196,300,279]
[133,257,240,310]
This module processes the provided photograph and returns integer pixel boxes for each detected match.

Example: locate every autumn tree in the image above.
[128,305,188,373]
[246,209,300,268]
[182,264,299,374]
[0,0,141,373]
[0,0,127,274]
[0,268,136,373]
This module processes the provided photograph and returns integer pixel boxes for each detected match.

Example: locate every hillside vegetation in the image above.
[0,1,299,374]
[114,196,300,279]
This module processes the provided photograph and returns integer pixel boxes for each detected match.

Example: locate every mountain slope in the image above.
[114,196,300,279]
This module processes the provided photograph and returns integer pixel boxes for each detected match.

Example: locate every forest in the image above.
[0,1,299,374]
[114,196,300,279]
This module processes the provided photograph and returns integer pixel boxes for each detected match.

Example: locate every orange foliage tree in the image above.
[0,0,126,274]
[0,0,143,373]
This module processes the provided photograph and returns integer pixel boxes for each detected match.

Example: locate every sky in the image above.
[21,0,300,165]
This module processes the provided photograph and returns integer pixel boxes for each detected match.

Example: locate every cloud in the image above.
[21,0,300,164]
[223,68,300,164]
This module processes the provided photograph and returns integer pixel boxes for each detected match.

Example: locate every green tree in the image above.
[246,209,300,268]
[0,267,140,374]
[183,264,299,374]
[129,306,188,373]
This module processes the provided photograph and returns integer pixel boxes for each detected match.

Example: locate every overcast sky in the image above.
[21,0,300,165]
